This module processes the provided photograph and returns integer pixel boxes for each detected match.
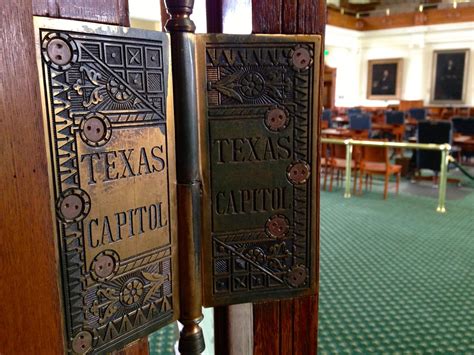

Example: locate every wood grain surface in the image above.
[32,0,130,26]
[0,1,148,354]
[206,0,223,33]
[252,0,324,354]
[0,1,64,353]
[206,1,325,354]
[111,338,150,355]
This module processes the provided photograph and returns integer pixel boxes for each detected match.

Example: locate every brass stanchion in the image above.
[436,145,450,214]
[344,139,353,198]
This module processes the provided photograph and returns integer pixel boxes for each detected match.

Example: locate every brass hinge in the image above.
[34,2,321,353]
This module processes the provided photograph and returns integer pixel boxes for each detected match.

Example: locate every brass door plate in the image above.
[34,17,178,354]
[196,34,321,306]
[33,16,321,350]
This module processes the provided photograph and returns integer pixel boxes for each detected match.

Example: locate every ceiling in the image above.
[329,0,472,17]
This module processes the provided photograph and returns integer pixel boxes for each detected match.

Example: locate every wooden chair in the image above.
[452,117,474,163]
[349,113,371,139]
[321,109,331,129]
[385,110,405,142]
[408,108,427,122]
[416,121,452,183]
[321,141,330,190]
[452,117,474,136]
[347,107,362,116]
[358,141,402,199]
[328,141,359,193]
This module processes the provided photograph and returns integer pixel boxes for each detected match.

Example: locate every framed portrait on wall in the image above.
[431,49,470,104]
[367,58,403,100]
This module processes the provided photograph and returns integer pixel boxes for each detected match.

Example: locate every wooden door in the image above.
[0,1,148,353]
[252,2,325,353]
[324,65,337,109]
[208,1,326,354]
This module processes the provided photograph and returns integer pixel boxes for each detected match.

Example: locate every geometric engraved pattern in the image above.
[205,42,316,304]
[38,25,173,354]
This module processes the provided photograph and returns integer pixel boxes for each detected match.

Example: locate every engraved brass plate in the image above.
[197,35,321,306]
[34,17,177,353]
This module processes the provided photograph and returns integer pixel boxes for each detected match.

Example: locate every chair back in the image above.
[349,113,371,131]
[347,108,362,116]
[452,117,474,135]
[322,109,332,127]
[417,121,452,172]
[466,117,474,135]
[321,140,329,164]
[325,137,364,163]
[330,141,347,160]
[385,110,404,125]
[408,108,427,121]
[361,140,389,165]
[452,116,465,134]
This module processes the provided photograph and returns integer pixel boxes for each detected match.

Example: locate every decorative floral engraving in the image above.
[73,66,105,107]
[142,271,167,304]
[209,72,243,102]
[267,242,291,271]
[208,67,292,104]
[266,68,292,101]
[107,78,132,102]
[121,279,144,305]
[240,72,265,98]
[240,241,292,273]
[244,247,267,264]
[90,287,120,324]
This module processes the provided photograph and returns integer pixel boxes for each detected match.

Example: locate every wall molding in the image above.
[328,6,474,32]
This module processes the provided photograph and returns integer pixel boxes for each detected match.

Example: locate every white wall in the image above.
[325,22,474,107]
[129,0,208,33]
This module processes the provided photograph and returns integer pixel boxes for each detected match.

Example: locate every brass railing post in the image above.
[436,145,450,213]
[164,1,205,354]
[344,139,353,198]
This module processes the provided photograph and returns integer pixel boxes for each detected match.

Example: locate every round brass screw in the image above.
[47,38,72,66]
[266,215,290,238]
[292,47,311,70]
[72,331,92,354]
[287,266,307,287]
[265,107,289,131]
[82,117,107,143]
[287,161,310,184]
[94,254,115,279]
[60,194,83,220]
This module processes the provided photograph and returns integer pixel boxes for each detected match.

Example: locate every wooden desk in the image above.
[372,123,404,141]
[333,116,348,127]
[454,135,474,157]
[405,118,418,126]
[372,123,395,130]
[454,135,474,144]
[321,128,352,138]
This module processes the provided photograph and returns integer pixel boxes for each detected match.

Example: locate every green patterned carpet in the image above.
[148,323,178,355]
[149,173,474,354]
[318,184,474,354]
